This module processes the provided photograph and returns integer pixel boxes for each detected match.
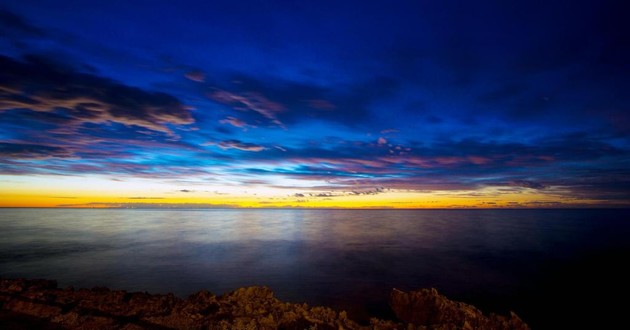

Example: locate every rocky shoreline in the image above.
[1,278,529,329]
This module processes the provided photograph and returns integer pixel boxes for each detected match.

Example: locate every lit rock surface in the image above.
[0,278,529,329]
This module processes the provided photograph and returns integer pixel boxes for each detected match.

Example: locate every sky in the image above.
[0,0,629,208]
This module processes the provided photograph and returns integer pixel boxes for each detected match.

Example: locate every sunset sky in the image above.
[1,0,628,208]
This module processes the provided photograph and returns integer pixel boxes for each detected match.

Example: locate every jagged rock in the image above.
[0,278,529,329]
[390,288,529,330]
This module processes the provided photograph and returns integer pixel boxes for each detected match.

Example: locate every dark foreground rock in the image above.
[0,278,529,329]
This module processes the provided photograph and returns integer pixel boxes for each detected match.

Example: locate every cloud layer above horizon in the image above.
[1,0,629,207]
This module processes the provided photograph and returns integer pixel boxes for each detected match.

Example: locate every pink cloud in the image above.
[468,156,492,165]
[0,56,195,136]
[209,90,285,128]
[219,116,254,129]
[307,99,336,110]
[205,140,265,152]
[184,70,205,82]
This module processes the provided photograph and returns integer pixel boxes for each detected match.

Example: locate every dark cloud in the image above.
[207,73,399,128]
[0,142,72,159]
[219,116,253,129]
[0,139,216,177]
[348,187,385,195]
[206,139,265,152]
[209,89,285,128]
[289,188,387,199]
[184,70,205,82]
[216,132,627,199]
[547,168,630,202]
[508,180,547,190]
[477,84,527,104]
[0,55,194,135]
[0,9,46,38]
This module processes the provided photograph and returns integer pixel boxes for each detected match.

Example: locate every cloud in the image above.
[508,180,547,190]
[209,90,285,128]
[349,187,385,195]
[221,132,627,199]
[0,55,194,136]
[204,74,399,129]
[377,137,387,145]
[307,99,336,110]
[219,116,254,129]
[0,9,46,38]
[184,70,205,82]
[288,187,386,199]
[0,137,216,177]
[206,139,265,152]
[0,142,73,159]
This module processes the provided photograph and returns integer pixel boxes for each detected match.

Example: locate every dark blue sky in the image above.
[1,0,628,207]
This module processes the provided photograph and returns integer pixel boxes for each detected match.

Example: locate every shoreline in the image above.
[1,278,528,329]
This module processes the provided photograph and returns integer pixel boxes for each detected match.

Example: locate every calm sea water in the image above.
[1,208,629,328]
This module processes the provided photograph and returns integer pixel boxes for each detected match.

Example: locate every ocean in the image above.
[1,208,629,328]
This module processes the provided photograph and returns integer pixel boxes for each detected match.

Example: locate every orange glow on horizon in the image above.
[0,175,607,209]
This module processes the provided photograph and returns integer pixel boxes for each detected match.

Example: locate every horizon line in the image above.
[1,206,629,210]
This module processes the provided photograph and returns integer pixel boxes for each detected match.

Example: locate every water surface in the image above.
[1,208,629,328]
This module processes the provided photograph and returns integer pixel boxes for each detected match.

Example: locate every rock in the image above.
[0,278,529,329]
[390,288,530,330]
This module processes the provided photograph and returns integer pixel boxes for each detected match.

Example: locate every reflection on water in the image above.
[1,209,629,328]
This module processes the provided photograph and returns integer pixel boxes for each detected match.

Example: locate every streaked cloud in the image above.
[206,140,265,152]
[0,55,194,136]
[184,70,205,82]
[219,116,254,130]
[307,99,336,110]
[209,90,285,128]
[0,142,73,159]
[0,9,46,38]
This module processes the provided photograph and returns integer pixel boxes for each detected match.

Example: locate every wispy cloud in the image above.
[184,70,205,82]
[0,9,46,38]
[0,142,73,159]
[307,99,336,110]
[0,55,194,136]
[508,180,548,190]
[205,139,265,152]
[209,90,285,128]
[219,116,254,130]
